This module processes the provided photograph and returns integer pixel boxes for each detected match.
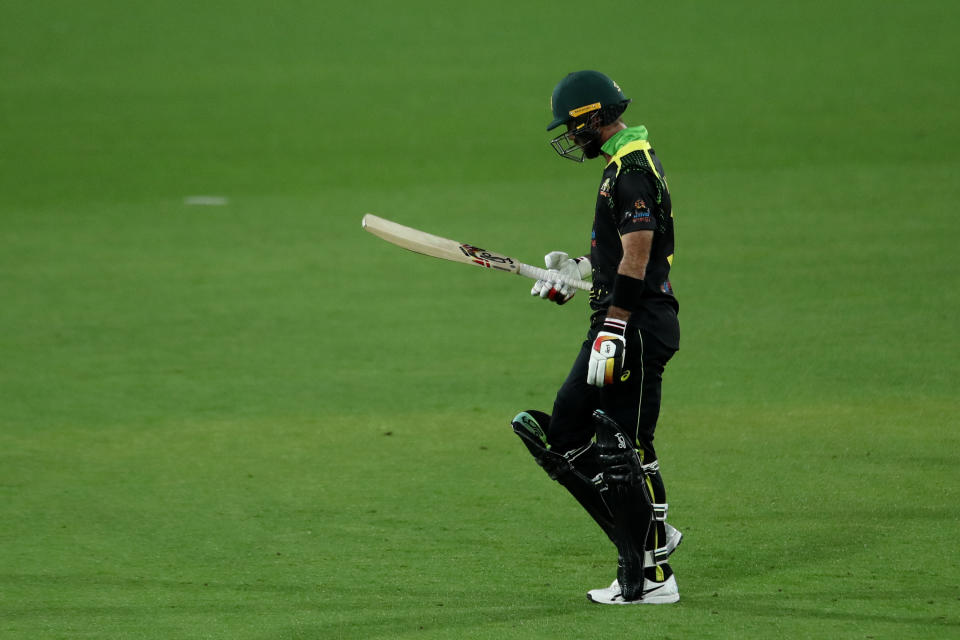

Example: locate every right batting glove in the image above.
[530,251,591,305]
[587,317,627,387]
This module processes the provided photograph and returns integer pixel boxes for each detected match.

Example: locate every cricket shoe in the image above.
[586,573,679,605]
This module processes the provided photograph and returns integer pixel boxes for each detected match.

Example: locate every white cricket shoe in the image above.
[586,574,680,605]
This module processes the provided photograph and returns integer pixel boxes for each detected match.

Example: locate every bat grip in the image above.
[517,263,592,292]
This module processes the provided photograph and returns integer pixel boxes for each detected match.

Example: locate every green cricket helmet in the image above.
[547,70,631,162]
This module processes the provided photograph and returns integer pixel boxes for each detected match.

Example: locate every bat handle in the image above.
[517,263,592,292]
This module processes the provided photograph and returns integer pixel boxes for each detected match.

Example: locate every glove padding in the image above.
[531,251,591,305]
[587,318,628,387]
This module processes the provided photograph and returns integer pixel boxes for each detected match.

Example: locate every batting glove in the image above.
[587,318,628,387]
[530,251,591,305]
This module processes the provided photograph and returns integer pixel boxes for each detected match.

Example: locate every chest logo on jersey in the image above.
[599,178,612,198]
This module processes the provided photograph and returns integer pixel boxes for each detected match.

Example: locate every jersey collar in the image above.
[601,125,649,158]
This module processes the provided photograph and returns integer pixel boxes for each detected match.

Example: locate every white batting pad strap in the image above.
[644,547,672,566]
[652,502,668,522]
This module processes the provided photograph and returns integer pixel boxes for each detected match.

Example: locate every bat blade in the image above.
[361,214,521,273]
[361,214,591,291]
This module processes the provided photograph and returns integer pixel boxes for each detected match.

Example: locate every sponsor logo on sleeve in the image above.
[623,199,652,224]
[599,178,612,197]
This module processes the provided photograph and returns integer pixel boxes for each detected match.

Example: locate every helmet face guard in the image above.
[549,101,630,162]
[549,117,602,163]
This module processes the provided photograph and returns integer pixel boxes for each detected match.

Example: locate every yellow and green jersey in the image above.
[589,126,679,348]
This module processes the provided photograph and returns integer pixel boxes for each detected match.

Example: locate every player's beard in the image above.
[581,135,603,159]
[571,124,603,160]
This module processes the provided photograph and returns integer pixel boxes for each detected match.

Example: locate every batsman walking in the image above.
[512,70,682,604]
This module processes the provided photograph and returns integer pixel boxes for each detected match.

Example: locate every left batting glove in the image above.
[587,318,627,387]
[531,251,591,305]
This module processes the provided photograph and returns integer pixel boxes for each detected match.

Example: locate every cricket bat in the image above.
[361,214,591,291]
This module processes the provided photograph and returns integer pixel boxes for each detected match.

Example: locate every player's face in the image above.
[569,121,602,160]
[567,121,586,141]
[550,115,601,162]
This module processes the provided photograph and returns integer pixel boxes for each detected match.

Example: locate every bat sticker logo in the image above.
[460,244,515,268]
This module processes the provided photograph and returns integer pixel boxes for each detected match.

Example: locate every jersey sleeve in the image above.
[614,170,658,234]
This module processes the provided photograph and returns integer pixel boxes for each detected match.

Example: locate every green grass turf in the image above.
[2,1,959,638]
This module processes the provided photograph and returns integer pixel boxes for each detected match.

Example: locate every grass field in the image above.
[2,1,959,638]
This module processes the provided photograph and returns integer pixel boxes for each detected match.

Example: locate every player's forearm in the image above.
[606,305,631,322]
[608,230,653,321]
[619,230,652,280]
